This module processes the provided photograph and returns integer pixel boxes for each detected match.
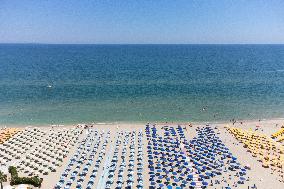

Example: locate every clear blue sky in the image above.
[0,0,284,44]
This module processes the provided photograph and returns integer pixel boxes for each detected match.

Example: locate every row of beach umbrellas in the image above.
[227,126,284,181]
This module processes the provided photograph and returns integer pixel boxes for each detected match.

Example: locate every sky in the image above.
[0,0,284,44]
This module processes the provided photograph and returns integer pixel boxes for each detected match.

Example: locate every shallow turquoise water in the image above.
[0,44,284,125]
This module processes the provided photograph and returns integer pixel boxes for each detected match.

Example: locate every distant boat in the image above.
[47,85,52,88]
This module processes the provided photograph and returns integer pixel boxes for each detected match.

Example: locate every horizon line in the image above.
[1,43,284,45]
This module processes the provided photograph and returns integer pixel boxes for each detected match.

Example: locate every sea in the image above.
[0,44,284,125]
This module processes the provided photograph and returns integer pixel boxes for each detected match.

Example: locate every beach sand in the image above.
[0,119,283,189]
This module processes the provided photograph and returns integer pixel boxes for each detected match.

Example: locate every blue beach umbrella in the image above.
[205,171,212,177]
[202,181,208,186]
[240,177,246,181]
[240,171,246,176]
[187,174,193,179]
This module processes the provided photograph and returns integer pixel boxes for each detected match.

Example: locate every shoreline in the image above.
[1,117,284,128]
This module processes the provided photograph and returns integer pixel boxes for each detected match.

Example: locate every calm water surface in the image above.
[0,44,284,125]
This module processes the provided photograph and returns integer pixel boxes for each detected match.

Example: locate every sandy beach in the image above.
[0,119,283,189]
[1,0,284,188]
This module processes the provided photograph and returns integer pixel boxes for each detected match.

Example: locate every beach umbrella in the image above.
[240,177,246,181]
[182,180,187,185]
[202,181,208,186]
[190,181,196,187]
[159,183,164,188]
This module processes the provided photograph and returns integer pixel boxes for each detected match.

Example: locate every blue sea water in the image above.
[0,44,284,125]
